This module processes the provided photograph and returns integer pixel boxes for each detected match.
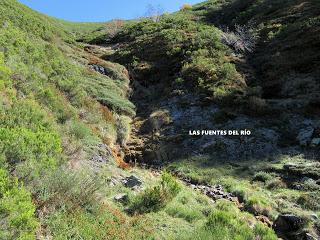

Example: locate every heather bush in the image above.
[297,192,320,211]
[0,168,38,240]
[253,171,274,183]
[129,172,181,214]
[114,13,245,102]
[0,128,61,173]
[34,168,101,211]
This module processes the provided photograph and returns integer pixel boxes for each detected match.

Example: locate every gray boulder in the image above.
[297,127,314,146]
[122,175,142,188]
[310,138,320,147]
[273,214,305,237]
[114,193,128,203]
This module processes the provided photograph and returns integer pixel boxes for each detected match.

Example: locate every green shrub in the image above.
[0,98,55,131]
[114,13,245,103]
[68,120,93,140]
[34,168,101,211]
[129,172,181,214]
[0,168,38,240]
[165,201,203,223]
[38,86,76,124]
[266,178,286,190]
[0,127,61,179]
[253,171,274,183]
[299,178,320,191]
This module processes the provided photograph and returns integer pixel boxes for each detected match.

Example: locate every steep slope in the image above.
[195,0,320,110]
[0,1,278,239]
[0,0,139,239]
[86,1,320,239]
[0,0,319,240]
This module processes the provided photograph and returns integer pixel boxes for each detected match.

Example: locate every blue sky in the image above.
[18,0,203,22]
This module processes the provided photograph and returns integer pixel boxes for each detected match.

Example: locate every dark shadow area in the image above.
[200,0,320,102]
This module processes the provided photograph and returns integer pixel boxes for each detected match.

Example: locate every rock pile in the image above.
[187,183,239,204]
[90,64,111,76]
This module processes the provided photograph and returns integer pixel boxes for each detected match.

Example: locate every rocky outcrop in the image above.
[122,175,142,189]
[272,214,319,240]
[273,214,304,233]
[297,127,314,146]
[310,138,320,147]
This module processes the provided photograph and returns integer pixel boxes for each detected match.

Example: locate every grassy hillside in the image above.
[94,1,319,239]
[0,0,137,238]
[194,0,320,109]
[0,0,319,239]
[110,12,246,105]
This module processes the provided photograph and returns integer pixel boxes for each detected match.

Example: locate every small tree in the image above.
[145,4,164,22]
[107,19,124,38]
[181,3,193,11]
[221,22,257,53]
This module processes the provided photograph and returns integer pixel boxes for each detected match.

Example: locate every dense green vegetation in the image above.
[167,154,320,238]
[193,0,320,102]
[0,168,38,240]
[111,13,246,103]
[0,0,137,239]
[0,0,318,239]
[129,172,181,214]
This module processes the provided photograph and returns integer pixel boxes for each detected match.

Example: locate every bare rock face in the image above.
[310,138,320,147]
[273,214,304,232]
[140,110,172,134]
[297,127,314,146]
[272,214,312,240]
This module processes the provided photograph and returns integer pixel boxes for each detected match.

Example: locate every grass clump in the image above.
[253,171,274,183]
[165,190,210,223]
[297,192,320,211]
[265,178,286,190]
[129,172,181,214]
[184,200,277,240]
[165,202,204,223]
